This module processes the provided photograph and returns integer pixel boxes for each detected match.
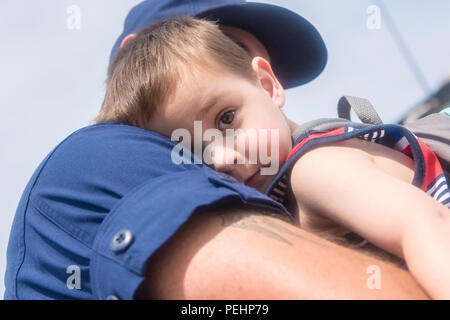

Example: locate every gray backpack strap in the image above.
[338,96,384,125]
[292,96,383,141]
[292,118,371,141]
[405,112,450,182]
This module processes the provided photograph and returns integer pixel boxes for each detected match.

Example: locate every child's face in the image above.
[148,57,292,193]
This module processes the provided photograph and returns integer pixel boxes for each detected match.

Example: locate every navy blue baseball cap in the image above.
[110,0,327,88]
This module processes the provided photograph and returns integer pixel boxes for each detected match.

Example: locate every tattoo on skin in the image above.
[217,208,330,248]
[216,207,399,266]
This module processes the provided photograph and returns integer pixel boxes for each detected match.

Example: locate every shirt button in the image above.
[106,295,119,300]
[110,229,133,253]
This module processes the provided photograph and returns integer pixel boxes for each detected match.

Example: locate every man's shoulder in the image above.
[41,122,180,174]
[61,122,176,153]
[30,122,192,210]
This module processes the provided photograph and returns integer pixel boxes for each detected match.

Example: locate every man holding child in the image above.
[4,0,429,299]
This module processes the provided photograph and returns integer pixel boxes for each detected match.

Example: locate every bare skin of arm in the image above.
[290,138,450,298]
[135,205,428,299]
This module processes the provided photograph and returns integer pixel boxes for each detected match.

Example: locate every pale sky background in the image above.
[0,0,449,298]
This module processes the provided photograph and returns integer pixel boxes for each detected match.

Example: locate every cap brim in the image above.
[196,3,327,89]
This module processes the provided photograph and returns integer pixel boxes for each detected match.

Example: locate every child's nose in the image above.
[211,145,240,176]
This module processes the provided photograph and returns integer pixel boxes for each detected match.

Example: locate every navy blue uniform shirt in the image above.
[4,123,289,300]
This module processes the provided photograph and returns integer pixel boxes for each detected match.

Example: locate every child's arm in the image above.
[402,203,450,299]
[289,138,450,297]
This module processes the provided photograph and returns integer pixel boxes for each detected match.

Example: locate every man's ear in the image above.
[120,33,137,48]
[251,57,285,109]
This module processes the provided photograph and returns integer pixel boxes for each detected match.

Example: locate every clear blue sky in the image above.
[1,0,449,297]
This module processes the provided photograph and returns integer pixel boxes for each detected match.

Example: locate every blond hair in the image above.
[96,17,255,128]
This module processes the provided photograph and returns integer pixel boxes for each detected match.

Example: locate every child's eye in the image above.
[217,110,235,131]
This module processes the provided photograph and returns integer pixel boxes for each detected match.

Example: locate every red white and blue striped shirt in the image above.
[266,124,450,209]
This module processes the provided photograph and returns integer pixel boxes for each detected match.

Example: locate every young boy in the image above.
[97,17,450,298]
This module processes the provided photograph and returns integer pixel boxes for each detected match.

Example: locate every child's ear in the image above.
[251,57,285,109]
[120,33,137,48]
